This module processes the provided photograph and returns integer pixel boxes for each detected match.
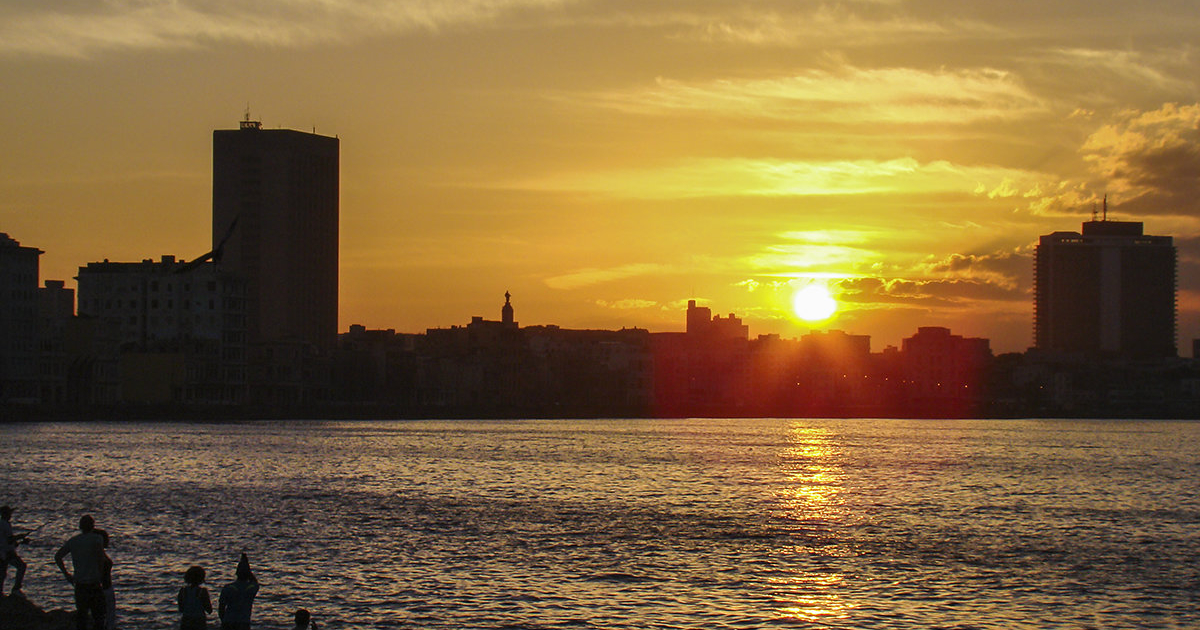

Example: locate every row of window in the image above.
[87,280,222,294]
[119,314,229,327]
[90,298,226,312]
[3,271,37,284]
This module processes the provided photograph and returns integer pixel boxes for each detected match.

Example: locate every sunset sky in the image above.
[4,0,1200,354]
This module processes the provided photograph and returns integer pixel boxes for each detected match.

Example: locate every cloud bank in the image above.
[0,0,574,57]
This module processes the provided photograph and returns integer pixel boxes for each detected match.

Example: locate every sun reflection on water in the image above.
[771,422,856,622]
[774,572,855,622]
[776,423,846,515]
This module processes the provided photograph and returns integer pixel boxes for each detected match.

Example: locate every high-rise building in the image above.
[0,233,42,403]
[212,118,339,352]
[1034,219,1176,359]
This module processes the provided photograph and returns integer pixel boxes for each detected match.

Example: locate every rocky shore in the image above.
[0,593,74,630]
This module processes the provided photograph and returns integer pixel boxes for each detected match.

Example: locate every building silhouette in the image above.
[38,279,75,404]
[901,326,991,415]
[1035,218,1176,359]
[358,292,651,416]
[685,299,749,340]
[75,255,246,404]
[793,329,874,412]
[0,234,42,403]
[502,291,515,326]
[212,117,339,352]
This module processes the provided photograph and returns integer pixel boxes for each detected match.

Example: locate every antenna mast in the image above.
[1102,194,1108,221]
[239,104,261,130]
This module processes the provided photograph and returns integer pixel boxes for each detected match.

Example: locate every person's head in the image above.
[79,515,95,532]
[235,553,253,581]
[185,566,206,586]
[0,505,11,521]
[294,609,311,628]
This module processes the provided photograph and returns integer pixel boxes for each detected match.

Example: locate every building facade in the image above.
[212,118,340,352]
[38,279,75,404]
[76,256,246,404]
[1035,220,1176,359]
[0,234,42,403]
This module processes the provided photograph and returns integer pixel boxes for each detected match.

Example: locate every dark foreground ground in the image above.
[0,593,73,630]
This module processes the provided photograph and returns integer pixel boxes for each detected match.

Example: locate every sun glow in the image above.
[792,284,838,321]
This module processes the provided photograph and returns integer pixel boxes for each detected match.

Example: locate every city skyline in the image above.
[4,2,1200,353]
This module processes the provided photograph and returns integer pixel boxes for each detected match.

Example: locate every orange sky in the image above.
[3,1,1200,354]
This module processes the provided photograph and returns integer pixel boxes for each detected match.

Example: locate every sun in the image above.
[792,284,838,322]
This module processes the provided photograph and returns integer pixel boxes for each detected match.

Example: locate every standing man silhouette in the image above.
[55,515,107,630]
[218,553,259,630]
[0,505,27,596]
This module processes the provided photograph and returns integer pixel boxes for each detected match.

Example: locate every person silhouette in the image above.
[293,608,317,630]
[178,565,213,630]
[55,515,107,630]
[0,505,27,596]
[218,553,259,630]
[93,527,116,630]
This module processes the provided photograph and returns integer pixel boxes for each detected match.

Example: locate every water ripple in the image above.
[1,419,1198,628]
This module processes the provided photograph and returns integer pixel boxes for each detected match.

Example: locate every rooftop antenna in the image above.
[240,103,261,130]
[1091,202,1098,222]
[1103,194,1108,221]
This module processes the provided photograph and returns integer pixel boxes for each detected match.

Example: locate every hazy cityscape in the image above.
[2,120,1197,420]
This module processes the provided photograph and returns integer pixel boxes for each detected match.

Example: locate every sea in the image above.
[1,418,1198,629]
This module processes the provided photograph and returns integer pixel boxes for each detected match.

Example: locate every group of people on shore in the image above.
[2,505,317,630]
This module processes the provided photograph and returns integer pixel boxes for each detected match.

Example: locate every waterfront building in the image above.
[902,327,990,392]
[0,234,42,403]
[37,279,74,404]
[795,329,873,411]
[1034,219,1176,359]
[212,117,340,352]
[212,117,339,407]
[653,301,751,416]
[75,256,246,404]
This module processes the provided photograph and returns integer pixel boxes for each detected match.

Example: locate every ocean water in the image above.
[1,418,1198,629]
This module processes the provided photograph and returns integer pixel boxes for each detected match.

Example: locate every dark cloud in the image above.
[924,248,1032,283]
[836,275,1025,309]
[1082,103,1200,218]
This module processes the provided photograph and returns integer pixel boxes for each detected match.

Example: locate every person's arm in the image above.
[54,544,73,583]
[202,588,213,614]
[2,523,18,546]
[218,587,227,620]
[178,586,186,612]
[101,554,113,589]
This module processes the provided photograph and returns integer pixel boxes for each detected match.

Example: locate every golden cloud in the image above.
[0,0,574,57]
[513,156,1050,200]
[543,263,673,290]
[595,298,658,310]
[578,65,1046,124]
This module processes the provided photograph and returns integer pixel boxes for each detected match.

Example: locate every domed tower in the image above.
[501,291,515,326]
